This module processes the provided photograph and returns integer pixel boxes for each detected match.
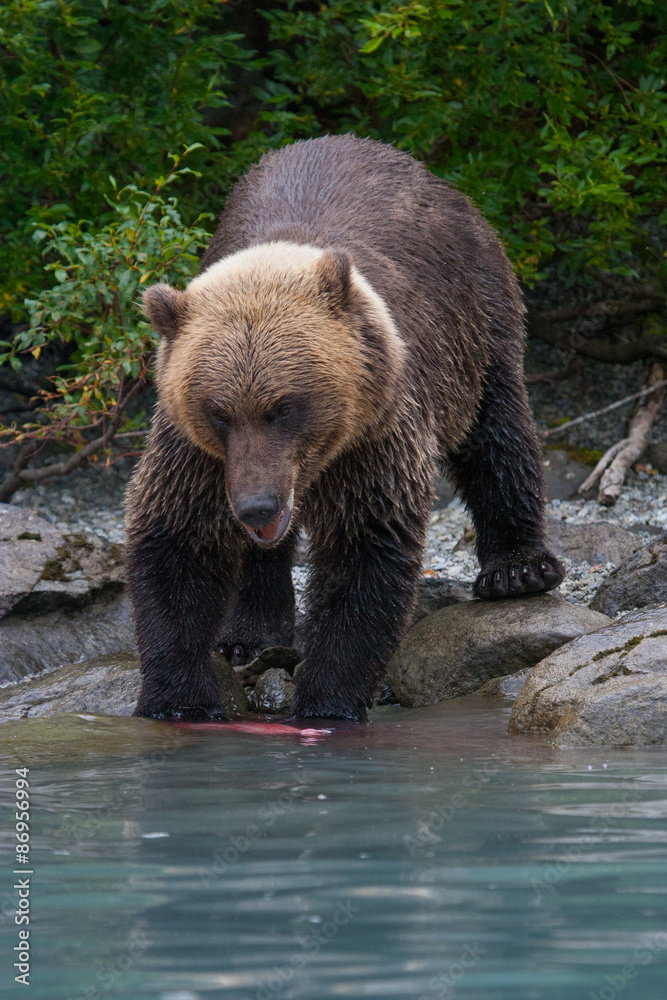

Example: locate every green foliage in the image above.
[1,0,666,463]
[1,150,212,439]
[267,0,667,286]
[0,0,253,316]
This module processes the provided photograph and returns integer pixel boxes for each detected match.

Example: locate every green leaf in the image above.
[360,35,385,54]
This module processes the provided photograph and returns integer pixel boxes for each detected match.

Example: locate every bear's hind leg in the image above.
[217,535,296,665]
[446,357,564,599]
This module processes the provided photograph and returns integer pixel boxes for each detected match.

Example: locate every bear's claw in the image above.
[133,703,228,722]
[474,551,565,600]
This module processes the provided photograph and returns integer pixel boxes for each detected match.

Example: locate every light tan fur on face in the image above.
[155,241,406,480]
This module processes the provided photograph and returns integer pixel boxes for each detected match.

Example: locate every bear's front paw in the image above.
[292,692,368,722]
[474,550,565,600]
[133,701,228,722]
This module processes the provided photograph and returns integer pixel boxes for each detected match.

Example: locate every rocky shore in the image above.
[2,439,666,744]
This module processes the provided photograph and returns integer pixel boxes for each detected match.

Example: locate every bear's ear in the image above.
[315,249,352,314]
[142,283,187,341]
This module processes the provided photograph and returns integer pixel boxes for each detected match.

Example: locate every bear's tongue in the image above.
[255,513,283,541]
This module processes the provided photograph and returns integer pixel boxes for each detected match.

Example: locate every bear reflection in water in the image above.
[125,134,564,723]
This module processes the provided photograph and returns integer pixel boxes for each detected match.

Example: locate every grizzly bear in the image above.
[126,134,564,722]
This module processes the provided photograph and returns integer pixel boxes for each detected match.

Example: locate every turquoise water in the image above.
[1,698,667,1000]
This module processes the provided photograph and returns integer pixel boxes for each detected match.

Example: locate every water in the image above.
[1,698,667,1000]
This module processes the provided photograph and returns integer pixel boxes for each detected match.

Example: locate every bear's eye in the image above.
[207,408,231,434]
[267,402,294,423]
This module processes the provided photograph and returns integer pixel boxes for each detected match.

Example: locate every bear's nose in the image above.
[235,493,281,528]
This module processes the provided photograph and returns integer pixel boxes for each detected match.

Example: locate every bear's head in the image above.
[142,242,405,546]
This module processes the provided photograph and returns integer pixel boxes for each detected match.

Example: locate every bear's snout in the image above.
[232,489,294,546]
[236,493,281,529]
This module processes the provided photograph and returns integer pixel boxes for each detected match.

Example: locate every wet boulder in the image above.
[411,576,473,624]
[0,591,136,686]
[509,606,667,745]
[0,503,124,617]
[476,667,532,701]
[0,651,246,721]
[387,595,610,707]
[246,668,295,714]
[590,534,667,616]
[236,646,302,687]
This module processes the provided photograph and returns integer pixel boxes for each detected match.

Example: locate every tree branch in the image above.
[0,378,145,502]
[527,311,667,364]
[540,379,667,439]
[596,364,665,506]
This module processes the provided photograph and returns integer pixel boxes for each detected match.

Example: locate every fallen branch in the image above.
[596,364,665,506]
[537,296,664,325]
[577,438,630,494]
[0,378,146,503]
[540,379,667,439]
[527,312,667,364]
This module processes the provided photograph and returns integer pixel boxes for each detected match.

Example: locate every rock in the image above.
[387,595,610,707]
[590,535,667,616]
[211,652,248,716]
[246,667,295,714]
[237,646,302,685]
[0,651,246,721]
[0,591,136,685]
[541,449,591,500]
[0,503,124,618]
[509,607,667,745]
[645,442,667,474]
[545,518,640,567]
[476,667,531,701]
[0,505,63,616]
[411,576,473,624]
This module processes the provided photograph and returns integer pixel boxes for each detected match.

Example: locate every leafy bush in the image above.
[267,0,667,288]
[0,0,253,316]
[1,0,666,495]
[7,150,210,431]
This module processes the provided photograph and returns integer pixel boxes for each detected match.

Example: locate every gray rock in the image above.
[509,607,667,745]
[449,518,639,569]
[246,667,295,714]
[0,651,245,721]
[541,449,591,500]
[387,595,610,707]
[0,503,124,618]
[645,442,667,474]
[476,667,532,701]
[411,576,473,624]
[0,505,63,616]
[590,534,667,616]
[545,518,641,567]
[237,646,302,685]
[211,653,247,717]
[0,591,136,685]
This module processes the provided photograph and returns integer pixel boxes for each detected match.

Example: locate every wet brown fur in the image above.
[126,134,564,721]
